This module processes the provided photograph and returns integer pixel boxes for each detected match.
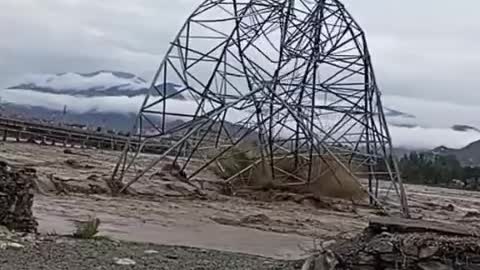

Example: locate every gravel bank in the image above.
[0,236,303,270]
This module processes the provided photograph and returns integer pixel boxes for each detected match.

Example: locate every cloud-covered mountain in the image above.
[1,70,185,131]
[7,70,184,98]
[451,125,480,133]
[3,70,480,151]
[429,140,480,167]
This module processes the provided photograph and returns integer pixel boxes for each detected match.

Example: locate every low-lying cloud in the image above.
[390,126,480,150]
[2,89,143,114]
[383,95,480,129]
[2,88,480,150]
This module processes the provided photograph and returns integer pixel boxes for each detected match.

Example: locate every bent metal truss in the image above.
[112,0,409,215]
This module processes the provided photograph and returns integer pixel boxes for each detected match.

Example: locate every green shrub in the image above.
[72,216,101,239]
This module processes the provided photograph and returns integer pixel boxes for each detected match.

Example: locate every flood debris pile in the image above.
[0,161,38,233]
[48,174,109,195]
[213,147,369,203]
[305,217,480,270]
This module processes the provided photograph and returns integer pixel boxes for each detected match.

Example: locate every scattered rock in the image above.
[301,251,338,270]
[84,164,95,169]
[0,241,24,250]
[114,258,136,266]
[20,234,37,243]
[166,254,179,260]
[162,162,187,179]
[402,239,419,256]
[165,181,198,196]
[464,211,480,218]
[417,261,453,270]
[55,238,68,244]
[87,174,99,181]
[64,159,82,168]
[419,245,439,259]
[369,236,393,254]
[240,214,270,224]
[211,214,274,227]
[149,171,167,179]
[48,174,108,195]
[379,253,397,263]
[7,242,24,249]
[0,225,13,237]
[210,216,240,226]
[301,256,315,270]
[356,252,375,265]
[88,184,108,194]
[450,179,464,189]
[321,240,336,249]
[0,235,300,269]
[440,204,455,212]
[64,159,94,170]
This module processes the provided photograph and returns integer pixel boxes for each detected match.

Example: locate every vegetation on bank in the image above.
[399,152,480,189]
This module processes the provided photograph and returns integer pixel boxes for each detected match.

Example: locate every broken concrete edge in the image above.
[302,217,480,270]
[369,216,480,237]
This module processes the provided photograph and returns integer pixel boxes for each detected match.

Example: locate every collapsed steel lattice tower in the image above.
[112,0,409,215]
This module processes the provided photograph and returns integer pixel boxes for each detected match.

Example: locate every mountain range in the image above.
[431,141,480,167]
[1,71,186,130]
[3,70,432,131]
[8,70,184,98]
[3,70,480,165]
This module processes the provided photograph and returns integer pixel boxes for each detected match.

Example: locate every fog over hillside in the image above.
[2,80,480,150]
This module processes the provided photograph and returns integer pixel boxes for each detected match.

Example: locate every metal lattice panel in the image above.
[112,0,409,216]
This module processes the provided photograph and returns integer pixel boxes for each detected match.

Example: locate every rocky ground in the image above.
[303,217,480,270]
[0,230,302,270]
[2,142,480,269]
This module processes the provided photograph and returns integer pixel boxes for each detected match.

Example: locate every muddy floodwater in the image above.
[34,194,317,259]
[2,142,480,260]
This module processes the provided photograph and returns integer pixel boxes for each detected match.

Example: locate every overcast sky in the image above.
[1,0,479,103]
[1,0,480,149]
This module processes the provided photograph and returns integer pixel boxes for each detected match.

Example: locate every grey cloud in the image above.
[1,0,480,105]
[0,0,199,85]
[343,0,480,104]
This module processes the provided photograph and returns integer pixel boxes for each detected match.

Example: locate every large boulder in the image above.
[0,161,38,233]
